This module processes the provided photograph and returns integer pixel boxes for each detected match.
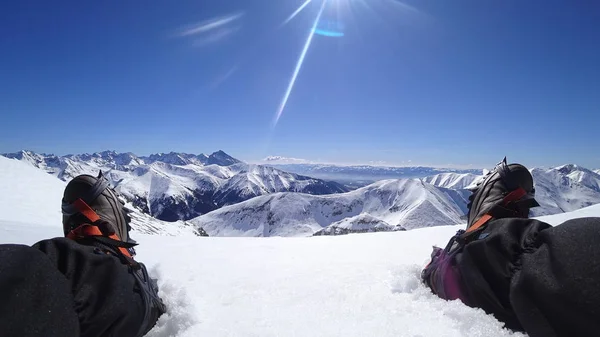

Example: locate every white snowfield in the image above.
[2,155,600,337]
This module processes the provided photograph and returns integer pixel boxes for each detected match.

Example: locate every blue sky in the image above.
[1,0,599,168]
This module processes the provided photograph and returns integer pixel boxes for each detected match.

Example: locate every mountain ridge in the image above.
[2,150,348,221]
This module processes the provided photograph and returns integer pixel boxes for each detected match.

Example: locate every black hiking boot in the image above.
[61,172,134,250]
[61,172,167,334]
[466,158,539,230]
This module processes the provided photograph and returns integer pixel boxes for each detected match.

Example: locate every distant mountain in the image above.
[207,150,241,166]
[213,165,347,206]
[262,156,310,164]
[595,169,600,175]
[314,213,400,236]
[190,179,466,237]
[265,163,482,188]
[529,166,600,216]
[145,152,208,166]
[553,164,600,192]
[2,150,348,222]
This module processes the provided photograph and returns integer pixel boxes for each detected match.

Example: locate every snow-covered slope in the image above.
[422,172,480,190]
[0,156,201,237]
[191,179,465,237]
[536,203,600,225]
[595,169,600,175]
[0,156,66,226]
[2,150,348,221]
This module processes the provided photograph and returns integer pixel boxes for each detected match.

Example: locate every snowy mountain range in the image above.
[3,150,600,238]
[1,150,348,221]
[190,164,600,237]
[264,163,482,188]
[191,179,469,237]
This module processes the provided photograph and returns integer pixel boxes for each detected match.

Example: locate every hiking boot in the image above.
[61,172,133,245]
[466,158,539,230]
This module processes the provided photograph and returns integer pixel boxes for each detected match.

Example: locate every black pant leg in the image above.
[510,217,600,337]
[33,238,147,337]
[0,244,79,337]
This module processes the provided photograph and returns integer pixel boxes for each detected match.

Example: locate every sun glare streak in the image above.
[282,0,313,26]
[273,0,327,127]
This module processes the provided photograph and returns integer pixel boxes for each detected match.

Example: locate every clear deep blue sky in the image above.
[1,0,599,168]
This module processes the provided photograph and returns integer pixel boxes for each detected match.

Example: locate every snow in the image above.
[2,156,600,337]
[0,156,66,226]
[315,213,396,235]
[137,228,528,337]
[422,172,479,190]
[0,216,528,337]
[535,203,600,225]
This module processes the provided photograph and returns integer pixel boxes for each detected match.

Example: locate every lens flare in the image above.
[282,0,313,26]
[314,20,345,37]
[273,0,327,127]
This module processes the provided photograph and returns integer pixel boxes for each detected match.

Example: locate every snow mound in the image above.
[314,213,398,235]
[144,266,198,337]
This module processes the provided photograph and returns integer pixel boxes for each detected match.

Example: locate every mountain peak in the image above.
[207,150,241,166]
[145,152,207,166]
[555,164,580,174]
